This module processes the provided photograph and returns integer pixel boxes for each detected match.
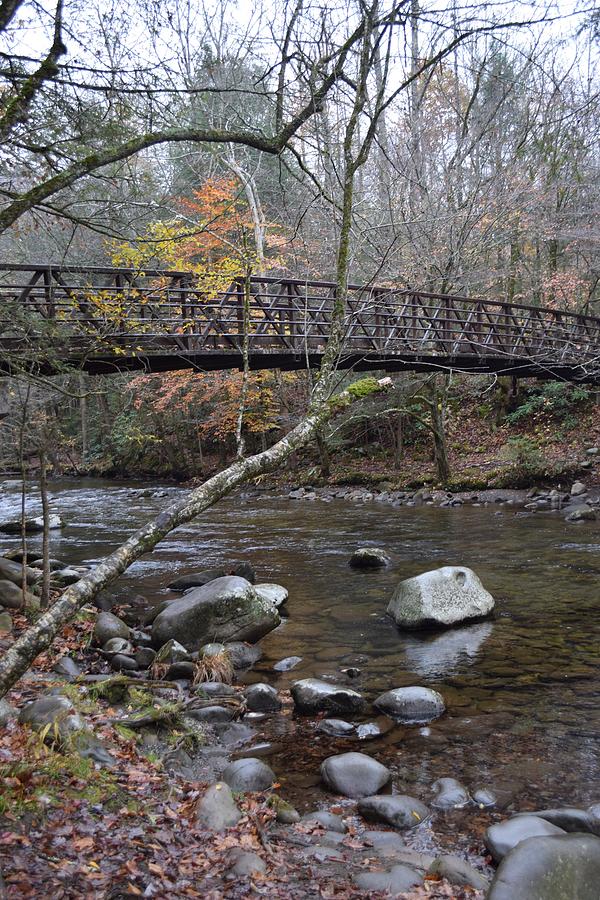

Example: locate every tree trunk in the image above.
[39,448,50,609]
[429,375,451,483]
[316,428,331,479]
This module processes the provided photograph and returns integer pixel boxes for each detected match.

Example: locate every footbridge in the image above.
[1,263,599,382]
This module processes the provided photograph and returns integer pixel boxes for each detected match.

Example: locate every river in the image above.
[2,477,600,854]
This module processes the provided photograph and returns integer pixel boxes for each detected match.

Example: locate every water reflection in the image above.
[401,622,494,678]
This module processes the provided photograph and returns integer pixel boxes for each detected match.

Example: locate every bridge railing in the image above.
[0,264,599,377]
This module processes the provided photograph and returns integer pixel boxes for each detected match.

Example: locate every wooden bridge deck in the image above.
[1,264,600,382]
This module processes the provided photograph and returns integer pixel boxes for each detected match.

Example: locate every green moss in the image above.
[345,377,381,400]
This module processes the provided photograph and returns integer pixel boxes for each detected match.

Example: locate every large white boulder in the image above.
[387,566,494,629]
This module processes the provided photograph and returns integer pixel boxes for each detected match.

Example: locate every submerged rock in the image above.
[387,565,495,628]
[273,656,302,672]
[317,718,355,737]
[349,547,390,569]
[224,641,262,670]
[358,794,430,829]
[488,834,600,900]
[291,678,364,715]
[152,577,280,651]
[168,562,256,592]
[374,686,445,724]
[320,751,390,799]
[431,777,470,809]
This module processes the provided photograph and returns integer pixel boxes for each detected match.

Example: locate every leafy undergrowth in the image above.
[0,616,481,898]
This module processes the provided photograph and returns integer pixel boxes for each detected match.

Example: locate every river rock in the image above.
[154,639,191,664]
[473,787,497,808]
[517,807,600,836]
[197,782,241,830]
[565,505,597,522]
[358,794,430,829]
[18,695,84,738]
[0,557,39,586]
[0,611,12,633]
[243,683,281,712]
[302,811,347,833]
[169,562,256,592]
[195,682,238,699]
[222,757,275,792]
[427,856,488,890]
[134,648,156,669]
[0,514,64,534]
[93,611,130,645]
[320,752,390,799]
[187,705,235,724]
[152,577,280,651]
[273,656,302,672]
[317,719,355,737]
[488,834,600,900]
[224,641,262,669]
[291,678,364,715]
[103,637,134,654]
[228,850,266,876]
[374,686,445,723]
[110,653,138,672]
[200,642,227,657]
[349,547,390,569]
[0,698,17,726]
[0,579,39,609]
[387,565,495,628]
[571,481,587,496]
[354,865,423,893]
[485,815,566,862]
[53,656,82,678]
[165,661,195,680]
[431,777,470,809]
[254,583,288,608]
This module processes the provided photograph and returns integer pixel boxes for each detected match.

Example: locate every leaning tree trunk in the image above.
[0,375,388,698]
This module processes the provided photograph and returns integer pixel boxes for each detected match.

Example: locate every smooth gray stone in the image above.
[316,718,355,737]
[165,661,195,680]
[200,642,227,657]
[134,648,156,669]
[254,583,288,608]
[320,752,390,799]
[186,705,235,724]
[0,557,40,586]
[103,637,133,654]
[485,815,566,862]
[228,850,266,876]
[358,795,430,829]
[427,856,489,890]
[196,782,241,831]
[110,654,138,672]
[363,830,406,849]
[519,807,600,836]
[19,695,74,729]
[473,787,497,808]
[302,811,347,833]
[71,731,115,767]
[488,834,600,900]
[93,611,129,645]
[154,638,190,664]
[222,757,275,792]
[291,678,364,715]
[354,865,423,893]
[431,777,470,809]
[0,579,38,609]
[273,656,302,672]
[224,642,262,670]
[243,683,281,712]
[53,656,82,678]
[374,686,445,724]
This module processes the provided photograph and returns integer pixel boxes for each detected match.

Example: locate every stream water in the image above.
[2,477,600,853]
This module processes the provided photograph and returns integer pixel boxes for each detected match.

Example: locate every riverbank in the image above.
[1,481,600,897]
